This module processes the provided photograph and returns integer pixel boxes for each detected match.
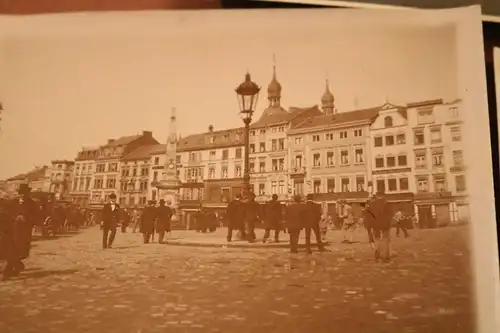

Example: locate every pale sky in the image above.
[0,10,458,180]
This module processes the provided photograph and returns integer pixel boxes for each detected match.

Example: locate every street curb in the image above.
[163,240,331,249]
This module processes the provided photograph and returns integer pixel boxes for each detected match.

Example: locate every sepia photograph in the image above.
[0,6,497,333]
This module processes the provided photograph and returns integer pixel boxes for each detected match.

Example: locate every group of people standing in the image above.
[100,194,174,249]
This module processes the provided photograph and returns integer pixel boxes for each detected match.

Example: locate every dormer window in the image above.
[384,116,393,128]
[209,136,215,143]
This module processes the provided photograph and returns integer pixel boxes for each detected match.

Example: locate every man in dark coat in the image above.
[1,184,38,279]
[262,194,282,243]
[226,194,246,242]
[194,208,205,232]
[243,192,260,243]
[285,195,305,253]
[365,190,392,262]
[156,199,173,244]
[140,200,157,244]
[101,193,120,249]
[303,194,325,253]
[362,198,376,249]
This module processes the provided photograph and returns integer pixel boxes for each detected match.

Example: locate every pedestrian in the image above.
[226,194,246,242]
[243,192,260,243]
[365,190,392,263]
[262,194,282,243]
[132,208,140,232]
[101,193,120,249]
[140,200,157,244]
[156,199,173,244]
[285,194,305,254]
[340,200,356,244]
[394,210,410,238]
[303,194,325,253]
[363,197,376,249]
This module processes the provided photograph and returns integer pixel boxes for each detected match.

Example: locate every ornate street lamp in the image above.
[235,72,261,197]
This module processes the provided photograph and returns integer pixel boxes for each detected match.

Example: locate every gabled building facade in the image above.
[48,160,74,200]
[71,147,99,207]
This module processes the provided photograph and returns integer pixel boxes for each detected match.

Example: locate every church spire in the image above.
[321,76,335,115]
[267,54,282,107]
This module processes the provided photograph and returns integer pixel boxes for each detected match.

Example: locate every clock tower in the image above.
[156,107,182,222]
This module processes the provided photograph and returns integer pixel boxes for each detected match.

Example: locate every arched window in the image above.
[384,116,393,128]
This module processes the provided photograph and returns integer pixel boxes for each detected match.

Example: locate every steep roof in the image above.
[101,134,142,148]
[251,105,321,129]
[406,99,443,108]
[177,127,245,152]
[122,144,163,161]
[292,106,380,130]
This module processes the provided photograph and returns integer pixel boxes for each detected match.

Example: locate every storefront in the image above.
[413,191,453,228]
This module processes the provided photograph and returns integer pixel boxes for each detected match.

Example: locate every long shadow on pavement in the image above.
[17,268,79,280]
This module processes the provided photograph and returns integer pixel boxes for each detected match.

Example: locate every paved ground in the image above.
[0,225,474,333]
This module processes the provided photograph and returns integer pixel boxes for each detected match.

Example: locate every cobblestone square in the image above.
[0,225,474,333]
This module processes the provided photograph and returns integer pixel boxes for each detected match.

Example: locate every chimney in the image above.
[142,130,152,137]
[107,139,115,144]
[208,125,214,132]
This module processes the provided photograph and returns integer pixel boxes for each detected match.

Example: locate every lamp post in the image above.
[235,72,261,198]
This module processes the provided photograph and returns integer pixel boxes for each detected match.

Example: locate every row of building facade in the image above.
[1,68,469,228]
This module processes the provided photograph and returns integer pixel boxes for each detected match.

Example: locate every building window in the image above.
[340,149,349,165]
[235,148,242,159]
[259,142,266,152]
[278,159,285,171]
[278,181,285,194]
[415,151,427,169]
[73,180,78,191]
[327,178,335,193]
[340,131,347,139]
[222,149,229,160]
[249,161,255,173]
[354,129,362,137]
[209,151,216,160]
[259,183,265,195]
[108,163,118,172]
[399,178,409,191]
[397,155,407,166]
[96,164,105,173]
[139,181,148,191]
[278,139,285,150]
[450,107,459,118]
[386,156,396,168]
[294,137,303,145]
[312,135,320,142]
[385,136,394,146]
[272,159,279,171]
[354,148,364,164]
[250,130,255,136]
[221,166,228,179]
[260,129,266,135]
[375,157,384,168]
[414,129,425,145]
[294,181,304,195]
[272,139,277,151]
[154,157,159,165]
[396,134,406,144]
[434,176,446,192]
[384,116,393,128]
[416,177,429,192]
[374,136,383,147]
[341,178,350,192]
[249,144,255,153]
[235,165,242,177]
[430,127,442,144]
[417,108,434,124]
[450,126,461,142]
[432,151,444,167]
[455,175,466,192]
[259,161,266,173]
[325,133,334,140]
[176,155,181,164]
[387,178,397,192]
[452,150,463,167]
[294,155,303,169]
[313,153,321,167]
[376,179,385,193]
[209,136,215,143]
[326,151,334,166]
[94,178,103,189]
[356,176,364,192]
[141,167,148,177]
[313,180,321,193]
[272,181,277,194]
[208,167,215,179]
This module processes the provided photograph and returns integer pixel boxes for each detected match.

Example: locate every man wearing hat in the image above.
[226,194,246,242]
[140,200,157,244]
[285,194,305,253]
[243,192,261,243]
[304,194,325,253]
[262,194,283,243]
[365,189,392,262]
[339,199,356,244]
[156,199,173,244]
[1,184,37,279]
[101,193,121,249]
